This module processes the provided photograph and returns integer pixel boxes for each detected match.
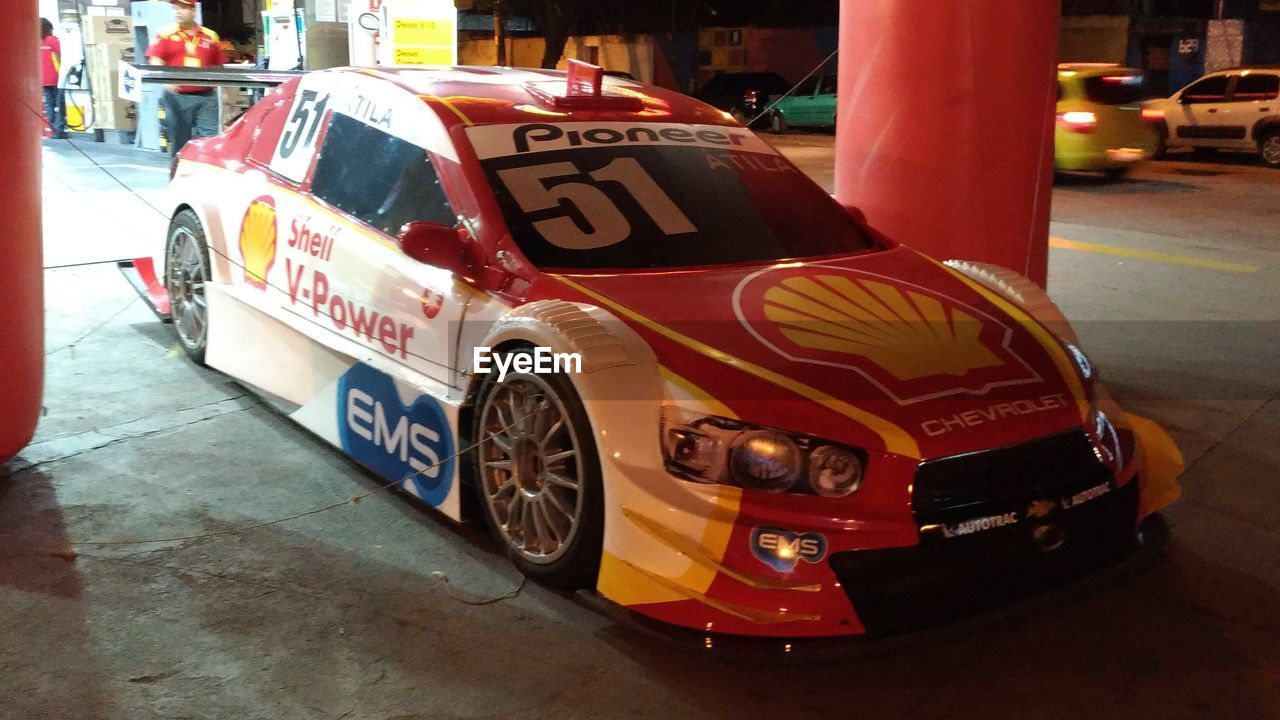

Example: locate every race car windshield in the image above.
[466,122,875,270]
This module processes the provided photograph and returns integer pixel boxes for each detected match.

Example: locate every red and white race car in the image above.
[151,63,1183,638]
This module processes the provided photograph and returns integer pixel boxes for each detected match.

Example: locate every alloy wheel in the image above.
[1262,135,1280,167]
[477,374,584,565]
[166,226,208,352]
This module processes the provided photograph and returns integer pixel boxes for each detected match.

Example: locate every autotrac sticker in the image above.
[466,122,779,159]
[749,526,828,573]
[936,481,1114,539]
[337,362,455,506]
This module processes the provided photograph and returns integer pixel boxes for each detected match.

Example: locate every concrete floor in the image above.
[3,135,1278,720]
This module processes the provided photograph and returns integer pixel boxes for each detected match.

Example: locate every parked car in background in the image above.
[1143,66,1280,168]
[1054,64,1159,178]
[764,73,837,133]
[694,71,790,126]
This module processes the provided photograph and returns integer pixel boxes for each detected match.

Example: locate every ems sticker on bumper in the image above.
[337,363,455,506]
[750,526,828,572]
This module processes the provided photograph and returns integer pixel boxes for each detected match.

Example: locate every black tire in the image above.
[1259,131,1280,169]
[471,348,604,589]
[1151,130,1167,160]
[164,209,211,365]
[1104,166,1129,181]
[768,110,789,134]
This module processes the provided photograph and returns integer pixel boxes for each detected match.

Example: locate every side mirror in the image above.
[397,221,475,277]
[1178,94,1193,105]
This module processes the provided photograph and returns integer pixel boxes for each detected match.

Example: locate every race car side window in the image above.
[310,112,455,237]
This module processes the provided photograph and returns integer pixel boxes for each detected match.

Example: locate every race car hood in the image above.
[546,246,1092,460]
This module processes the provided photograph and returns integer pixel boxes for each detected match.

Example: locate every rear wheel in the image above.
[164,209,211,365]
[1259,131,1280,169]
[472,349,604,589]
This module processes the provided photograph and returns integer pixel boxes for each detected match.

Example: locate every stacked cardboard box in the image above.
[83,16,137,132]
[82,15,133,45]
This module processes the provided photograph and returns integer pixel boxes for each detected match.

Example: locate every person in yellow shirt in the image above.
[145,0,226,155]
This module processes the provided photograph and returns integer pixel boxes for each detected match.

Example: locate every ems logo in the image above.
[337,363,455,507]
[238,195,278,290]
[750,526,827,573]
[733,265,1042,405]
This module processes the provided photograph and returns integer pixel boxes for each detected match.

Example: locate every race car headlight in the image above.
[808,445,863,497]
[661,408,866,495]
[728,431,803,492]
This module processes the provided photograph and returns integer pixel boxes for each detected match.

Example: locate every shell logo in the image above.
[734,265,1042,405]
[238,196,278,290]
[763,274,1003,381]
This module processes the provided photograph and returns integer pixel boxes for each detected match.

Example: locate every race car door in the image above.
[283,74,470,387]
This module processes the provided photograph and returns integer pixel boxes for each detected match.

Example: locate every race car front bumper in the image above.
[829,475,1138,636]
[601,427,1152,639]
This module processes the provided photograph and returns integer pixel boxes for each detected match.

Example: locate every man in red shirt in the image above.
[145,0,226,156]
[40,18,67,139]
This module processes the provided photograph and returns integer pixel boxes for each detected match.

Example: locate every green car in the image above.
[765,73,837,132]
[1055,64,1159,178]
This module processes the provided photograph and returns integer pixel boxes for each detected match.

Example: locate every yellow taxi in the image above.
[1055,64,1159,178]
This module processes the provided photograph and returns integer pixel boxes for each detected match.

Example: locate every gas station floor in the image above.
[4,136,1279,720]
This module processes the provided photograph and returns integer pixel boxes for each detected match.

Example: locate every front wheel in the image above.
[165,209,211,365]
[472,350,604,589]
[1151,131,1167,160]
[768,110,789,134]
[1259,132,1280,169]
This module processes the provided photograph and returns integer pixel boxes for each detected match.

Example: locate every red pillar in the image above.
[1,2,45,459]
[835,1,1059,285]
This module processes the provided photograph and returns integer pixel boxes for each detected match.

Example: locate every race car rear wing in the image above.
[136,66,305,89]
[121,67,305,320]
